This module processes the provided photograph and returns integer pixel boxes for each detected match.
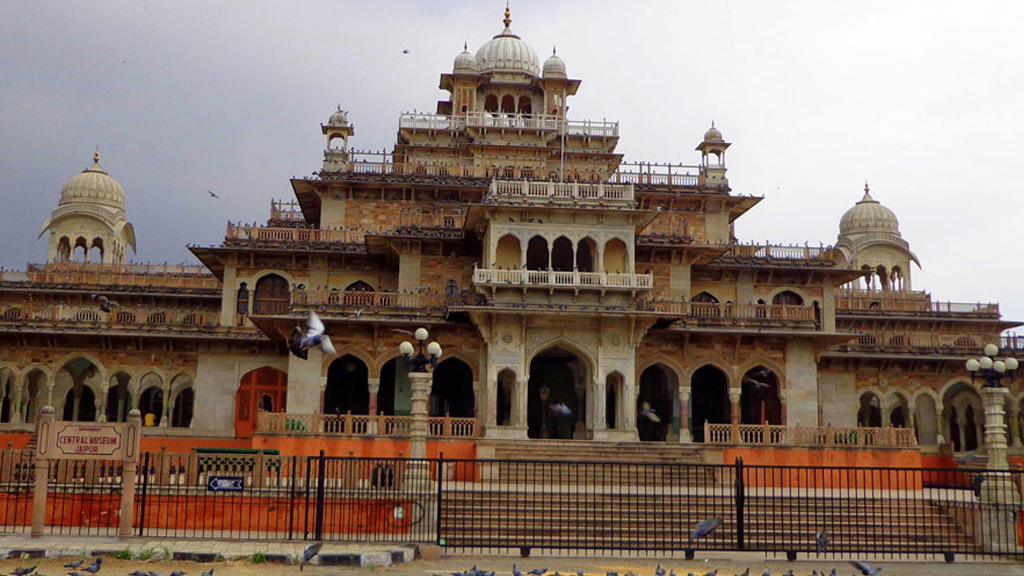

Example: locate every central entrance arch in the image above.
[528,343,590,439]
[691,364,730,442]
[637,364,679,441]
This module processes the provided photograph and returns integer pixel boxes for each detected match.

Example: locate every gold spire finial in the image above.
[503,3,511,27]
[864,180,870,193]
[93,146,100,164]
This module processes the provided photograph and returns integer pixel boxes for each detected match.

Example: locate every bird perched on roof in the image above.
[639,401,662,423]
[288,312,336,359]
[815,528,829,553]
[300,542,322,571]
[92,294,118,312]
[691,516,723,540]
[850,560,881,576]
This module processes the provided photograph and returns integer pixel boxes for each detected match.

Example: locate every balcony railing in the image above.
[473,268,653,291]
[835,289,999,316]
[225,224,365,245]
[609,162,702,188]
[1002,334,1024,352]
[269,199,306,225]
[290,289,447,316]
[704,422,917,447]
[487,179,634,205]
[0,302,218,328]
[724,243,840,262]
[256,411,479,438]
[398,112,618,138]
[2,262,218,290]
[833,331,992,353]
[641,299,817,327]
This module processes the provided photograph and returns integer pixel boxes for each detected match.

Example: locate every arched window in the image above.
[526,236,549,270]
[692,291,719,304]
[772,290,803,306]
[253,274,290,315]
[90,238,104,263]
[344,280,374,306]
[551,237,574,271]
[444,280,459,296]
[484,94,498,112]
[518,95,532,114]
[501,95,515,113]
[236,282,249,314]
[57,236,71,261]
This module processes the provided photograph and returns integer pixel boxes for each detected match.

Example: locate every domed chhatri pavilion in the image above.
[0,8,1020,465]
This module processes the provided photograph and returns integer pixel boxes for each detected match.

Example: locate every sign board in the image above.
[207,476,245,492]
[36,420,138,462]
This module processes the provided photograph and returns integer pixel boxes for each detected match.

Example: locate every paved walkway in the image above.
[0,534,419,567]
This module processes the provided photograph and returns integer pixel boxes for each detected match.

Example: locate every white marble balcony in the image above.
[488,179,634,206]
[473,267,652,291]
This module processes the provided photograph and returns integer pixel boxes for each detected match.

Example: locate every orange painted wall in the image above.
[0,433,32,450]
[724,447,925,489]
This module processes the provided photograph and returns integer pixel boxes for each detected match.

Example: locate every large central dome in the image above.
[475,7,540,76]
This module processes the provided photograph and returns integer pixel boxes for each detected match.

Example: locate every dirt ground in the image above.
[2,554,1024,576]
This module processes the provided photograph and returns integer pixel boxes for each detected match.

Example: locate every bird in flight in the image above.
[92,294,118,312]
[639,401,662,423]
[288,312,336,359]
[402,48,411,54]
[208,190,219,198]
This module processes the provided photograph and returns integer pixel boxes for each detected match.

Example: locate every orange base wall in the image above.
[723,447,926,489]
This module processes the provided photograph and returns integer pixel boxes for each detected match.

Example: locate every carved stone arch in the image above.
[250,268,297,287]
[858,386,885,403]
[682,357,736,388]
[136,370,166,394]
[636,355,686,385]
[736,357,788,391]
[526,336,596,381]
[52,352,106,378]
[20,363,53,385]
[910,386,941,405]
[321,347,375,379]
[938,377,976,403]
[435,347,480,381]
[766,287,811,305]
[168,370,196,400]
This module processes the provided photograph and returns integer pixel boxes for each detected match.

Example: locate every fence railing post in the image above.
[436,452,444,545]
[314,449,326,541]
[735,456,745,550]
[136,451,150,537]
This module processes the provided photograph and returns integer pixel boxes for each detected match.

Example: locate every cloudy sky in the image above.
[2,1,1023,324]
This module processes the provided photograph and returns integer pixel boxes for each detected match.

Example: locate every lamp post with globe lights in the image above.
[965,344,1018,473]
[399,328,442,463]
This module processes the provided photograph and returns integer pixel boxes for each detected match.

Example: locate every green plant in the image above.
[138,548,155,561]
[159,545,172,560]
[252,551,267,564]
[116,548,133,560]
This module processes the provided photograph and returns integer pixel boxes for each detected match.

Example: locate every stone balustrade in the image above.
[640,299,817,327]
[290,289,447,316]
[725,243,840,262]
[225,224,364,245]
[473,268,653,291]
[256,411,478,438]
[836,288,999,317]
[487,179,634,205]
[1,262,218,290]
[0,302,218,327]
[704,422,918,447]
[398,111,618,137]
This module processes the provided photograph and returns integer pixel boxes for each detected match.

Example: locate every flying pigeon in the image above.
[208,190,219,198]
[300,542,322,571]
[11,567,36,576]
[815,528,829,553]
[402,49,411,54]
[92,294,118,312]
[691,516,723,539]
[549,403,572,417]
[639,401,662,423]
[850,560,881,576]
[288,312,336,359]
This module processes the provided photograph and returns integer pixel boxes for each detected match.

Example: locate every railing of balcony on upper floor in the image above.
[371,207,467,238]
[835,288,1000,317]
[268,199,306,226]
[0,302,219,329]
[637,215,693,245]
[832,331,1004,354]
[289,288,449,317]
[398,111,618,138]
[1001,334,1024,352]
[721,243,841,263]
[1,262,218,290]
[224,223,366,249]
[473,267,653,291]
[486,179,634,206]
[609,162,702,188]
[638,298,819,329]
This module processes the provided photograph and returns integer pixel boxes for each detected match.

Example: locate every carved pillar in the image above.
[983,388,1011,471]
[71,385,82,422]
[485,373,498,428]
[956,412,967,451]
[11,373,24,424]
[407,371,432,460]
[367,378,381,435]
[881,398,891,427]
[513,378,528,427]
[729,388,742,425]
[97,384,109,423]
[160,386,171,427]
[679,386,692,443]
[592,377,607,431]
[621,372,637,432]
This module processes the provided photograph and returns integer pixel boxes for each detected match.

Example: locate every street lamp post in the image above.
[965,343,1019,473]
[399,328,442,463]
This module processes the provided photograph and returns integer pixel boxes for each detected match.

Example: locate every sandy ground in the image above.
[2,553,1024,576]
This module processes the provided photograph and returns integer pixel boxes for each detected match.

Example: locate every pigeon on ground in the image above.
[11,567,36,576]
[761,569,770,576]
[815,528,829,553]
[92,294,118,312]
[691,516,723,539]
[199,569,214,576]
[703,570,717,576]
[513,565,523,576]
[288,312,336,359]
[850,560,881,576]
[63,561,84,569]
[639,401,662,423]
[128,571,149,576]
[780,571,793,576]
[68,572,86,576]
[169,572,186,576]
[528,569,547,576]
[148,572,163,576]
[300,542,322,571]
[82,559,101,575]
[735,568,749,576]
[828,570,836,576]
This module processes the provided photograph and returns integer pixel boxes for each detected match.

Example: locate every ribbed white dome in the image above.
[703,124,724,142]
[475,8,539,76]
[60,153,124,208]
[327,107,349,126]
[454,43,479,74]
[839,186,901,235]
[542,48,566,78]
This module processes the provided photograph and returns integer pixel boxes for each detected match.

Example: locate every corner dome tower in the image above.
[542,47,566,78]
[475,6,540,76]
[453,42,479,74]
[39,150,136,264]
[836,182,919,291]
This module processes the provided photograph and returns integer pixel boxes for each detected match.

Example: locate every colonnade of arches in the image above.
[859,264,906,291]
[54,235,109,263]
[494,233,631,274]
[0,360,194,428]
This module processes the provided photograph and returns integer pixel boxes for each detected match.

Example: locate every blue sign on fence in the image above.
[207,476,244,492]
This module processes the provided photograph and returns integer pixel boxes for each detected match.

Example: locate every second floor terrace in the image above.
[0,301,251,338]
[835,288,1000,318]
[487,179,634,207]
[472,267,653,293]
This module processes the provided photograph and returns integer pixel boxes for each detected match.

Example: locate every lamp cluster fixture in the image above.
[966,343,1018,388]
[400,327,443,373]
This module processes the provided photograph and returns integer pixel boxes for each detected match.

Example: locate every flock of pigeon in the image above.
[436,562,886,576]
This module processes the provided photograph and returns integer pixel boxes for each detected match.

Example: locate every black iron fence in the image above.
[2,447,1023,560]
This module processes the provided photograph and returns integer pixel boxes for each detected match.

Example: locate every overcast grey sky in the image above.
[2,1,1023,324]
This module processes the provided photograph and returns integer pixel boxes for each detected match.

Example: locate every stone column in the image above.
[367,378,381,435]
[485,374,498,428]
[729,388,742,425]
[407,371,431,460]
[592,377,607,431]
[10,373,24,424]
[159,385,171,427]
[678,387,692,443]
[97,384,109,423]
[982,387,1012,471]
[513,378,528,427]
[976,386,1023,553]
[956,413,967,452]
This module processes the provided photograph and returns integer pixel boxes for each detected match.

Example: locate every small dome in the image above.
[703,123,723,142]
[475,7,540,76]
[327,106,348,126]
[60,151,124,208]
[839,184,901,235]
[453,43,479,74]
[542,47,566,78]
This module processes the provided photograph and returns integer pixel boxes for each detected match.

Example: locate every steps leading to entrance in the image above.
[480,439,703,464]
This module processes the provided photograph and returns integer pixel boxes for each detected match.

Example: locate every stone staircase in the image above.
[480,439,704,464]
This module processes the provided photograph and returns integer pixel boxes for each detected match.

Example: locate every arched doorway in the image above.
[379,357,410,415]
[606,372,623,430]
[576,238,596,272]
[551,237,574,271]
[23,369,48,424]
[344,280,374,306]
[526,236,549,270]
[603,238,628,273]
[495,235,521,268]
[431,358,474,417]
[325,355,369,415]
[0,368,15,423]
[942,382,982,452]
[857,392,882,428]
[63,385,97,422]
[106,372,131,423]
[235,367,287,438]
[888,395,910,428]
[172,388,194,427]
[740,366,782,424]
[637,364,678,441]
[690,365,729,442]
[528,345,588,439]
[772,290,803,306]
[496,368,516,426]
[139,387,164,426]
[253,274,290,315]
[914,394,939,445]
[57,358,101,422]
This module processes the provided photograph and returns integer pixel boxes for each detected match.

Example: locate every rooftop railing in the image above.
[640,299,818,328]
[2,262,218,290]
[290,289,447,316]
[724,243,840,261]
[487,179,633,205]
[398,111,618,138]
[835,288,1000,316]
[0,302,218,328]
[472,268,653,291]
[609,162,702,188]
[833,331,992,353]
[225,224,365,245]
[704,422,917,447]
[269,199,306,224]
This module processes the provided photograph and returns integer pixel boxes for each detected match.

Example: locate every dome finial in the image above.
[552,45,557,55]
[93,146,100,165]
[864,180,870,193]
[503,2,511,27]
[464,41,468,51]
